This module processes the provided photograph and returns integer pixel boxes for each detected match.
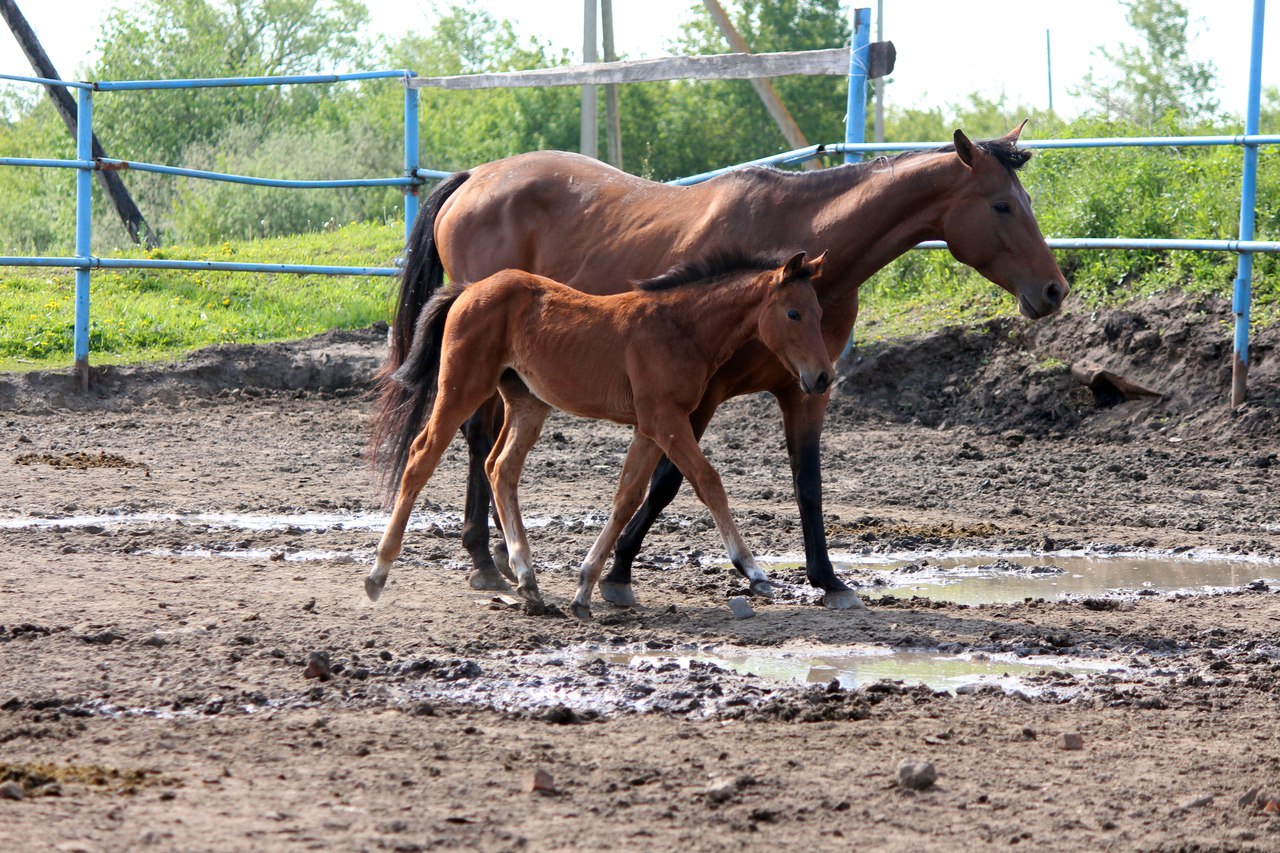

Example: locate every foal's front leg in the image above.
[642,409,774,599]
[571,433,664,620]
[487,384,551,604]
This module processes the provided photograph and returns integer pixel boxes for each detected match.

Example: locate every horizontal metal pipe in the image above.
[412,167,461,181]
[0,156,92,169]
[96,158,414,189]
[829,135,1280,155]
[914,238,1280,252]
[0,256,399,276]
[0,72,92,89]
[94,69,413,91]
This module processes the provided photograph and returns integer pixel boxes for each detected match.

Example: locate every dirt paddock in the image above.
[2,293,1280,852]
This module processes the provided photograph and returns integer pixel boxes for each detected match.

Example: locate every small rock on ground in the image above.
[1057,732,1084,751]
[0,780,24,800]
[896,758,937,791]
[727,597,756,620]
[706,778,737,803]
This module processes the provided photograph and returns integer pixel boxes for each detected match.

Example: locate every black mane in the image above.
[722,134,1032,193]
[635,250,801,292]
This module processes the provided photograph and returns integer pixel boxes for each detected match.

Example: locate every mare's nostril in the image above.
[1045,281,1064,307]
[815,372,830,393]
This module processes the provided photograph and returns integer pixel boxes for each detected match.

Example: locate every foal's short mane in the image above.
[635,251,807,292]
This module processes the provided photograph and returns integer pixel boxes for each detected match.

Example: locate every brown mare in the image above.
[385,124,1069,611]
[368,253,833,618]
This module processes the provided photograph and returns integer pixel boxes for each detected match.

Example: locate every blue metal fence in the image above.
[0,2,1273,401]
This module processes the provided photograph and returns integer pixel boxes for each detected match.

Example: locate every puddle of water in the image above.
[139,546,360,563]
[596,645,1117,696]
[0,510,457,532]
[750,551,1280,604]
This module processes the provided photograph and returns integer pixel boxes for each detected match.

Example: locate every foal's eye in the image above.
[993,201,1013,215]
[787,309,801,321]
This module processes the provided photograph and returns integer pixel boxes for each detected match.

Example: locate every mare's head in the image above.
[757,252,833,395]
[939,122,1069,320]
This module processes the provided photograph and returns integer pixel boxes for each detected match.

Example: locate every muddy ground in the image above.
[2,292,1279,852]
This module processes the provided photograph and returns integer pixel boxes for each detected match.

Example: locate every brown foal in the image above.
[368,252,833,618]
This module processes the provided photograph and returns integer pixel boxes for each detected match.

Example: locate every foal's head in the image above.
[756,252,833,395]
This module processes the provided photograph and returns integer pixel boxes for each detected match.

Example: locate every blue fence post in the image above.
[403,75,420,241]
[1232,0,1267,407]
[843,7,870,164]
[841,6,871,358]
[73,85,93,391]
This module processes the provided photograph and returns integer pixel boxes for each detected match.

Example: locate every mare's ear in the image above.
[805,250,828,282]
[1005,119,1029,142]
[954,129,977,168]
[777,251,808,284]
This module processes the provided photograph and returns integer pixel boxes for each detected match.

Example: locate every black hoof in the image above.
[749,579,775,599]
[822,589,865,611]
[571,602,593,621]
[599,581,638,608]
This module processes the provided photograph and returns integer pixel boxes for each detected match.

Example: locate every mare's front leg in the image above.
[572,433,664,620]
[600,395,719,607]
[461,397,513,591]
[777,386,864,611]
[642,409,774,599]
[488,381,551,604]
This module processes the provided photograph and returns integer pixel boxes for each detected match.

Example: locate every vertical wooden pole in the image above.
[600,0,622,169]
[580,0,599,159]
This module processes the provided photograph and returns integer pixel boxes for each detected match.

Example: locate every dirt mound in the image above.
[0,324,389,412]
[839,292,1280,440]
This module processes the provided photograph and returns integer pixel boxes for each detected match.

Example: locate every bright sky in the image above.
[2,1,1277,123]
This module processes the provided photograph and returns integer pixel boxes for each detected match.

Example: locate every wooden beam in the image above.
[0,0,159,248]
[702,0,816,169]
[406,47,850,91]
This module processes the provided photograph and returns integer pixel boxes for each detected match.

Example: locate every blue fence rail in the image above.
[0,2,1272,403]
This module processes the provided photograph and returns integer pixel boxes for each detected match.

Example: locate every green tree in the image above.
[616,0,850,180]
[1076,0,1217,125]
[90,0,370,166]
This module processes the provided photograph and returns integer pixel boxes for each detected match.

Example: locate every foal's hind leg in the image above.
[368,362,503,601]
[571,433,664,620]
[487,382,551,604]
[641,408,774,599]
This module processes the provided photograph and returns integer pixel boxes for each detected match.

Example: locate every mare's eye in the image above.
[993,201,1013,214]
[787,309,801,321]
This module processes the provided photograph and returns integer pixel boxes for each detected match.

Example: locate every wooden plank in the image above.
[406,47,851,91]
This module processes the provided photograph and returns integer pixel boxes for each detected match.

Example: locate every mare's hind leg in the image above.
[601,396,718,607]
[487,381,551,604]
[641,408,774,599]
[461,398,514,591]
[572,433,664,620]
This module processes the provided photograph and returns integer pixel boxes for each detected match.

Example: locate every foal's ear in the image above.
[777,251,809,284]
[805,250,828,282]
[954,128,977,168]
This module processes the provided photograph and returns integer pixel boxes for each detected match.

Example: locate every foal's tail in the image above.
[370,170,471,502]
[371,283,468,504]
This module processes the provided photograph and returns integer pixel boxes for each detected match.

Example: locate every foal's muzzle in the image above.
[800,370,831,395]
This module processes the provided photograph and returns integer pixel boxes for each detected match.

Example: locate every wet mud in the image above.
[2,297,1280,851]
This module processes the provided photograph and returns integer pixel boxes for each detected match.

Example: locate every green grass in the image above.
[0,222,404,372]
[0,214,1271,374]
